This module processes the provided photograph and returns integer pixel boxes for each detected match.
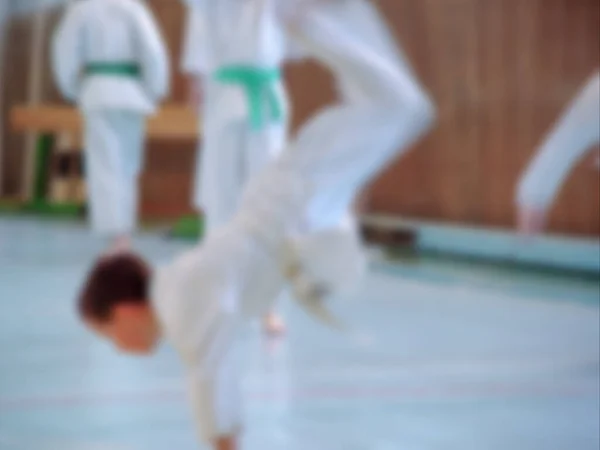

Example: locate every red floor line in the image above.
[0,381,595,412]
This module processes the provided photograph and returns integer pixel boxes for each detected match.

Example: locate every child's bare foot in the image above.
[262,312,286,336]
[517,207,547,237]
[103,235,132,257]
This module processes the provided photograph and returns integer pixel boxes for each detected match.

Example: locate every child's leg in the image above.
[84,111,143,251]
[281,1,434,211]
[516,72,600,233]
[194,114,248,234]
[239,0,434,247]
[277,0,435,296]
[119,112,146,243]
[234,0,434,327]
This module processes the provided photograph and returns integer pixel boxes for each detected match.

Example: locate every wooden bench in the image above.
[11,104,200,140]
[9,104,200,215]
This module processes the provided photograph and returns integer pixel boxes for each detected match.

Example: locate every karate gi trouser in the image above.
[83,110,146,236]
[193,80,289,234]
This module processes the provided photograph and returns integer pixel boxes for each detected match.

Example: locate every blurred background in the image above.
[0,1,598,449]
[2,0,599,235]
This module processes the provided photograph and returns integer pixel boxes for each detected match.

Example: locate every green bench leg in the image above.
[23,134,84,218]
[170,214,205,241]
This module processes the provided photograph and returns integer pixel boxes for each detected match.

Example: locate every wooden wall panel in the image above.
[140,0,196,218]
[1,15,33,196]
[1,0,599,235]
[365,0,599,236]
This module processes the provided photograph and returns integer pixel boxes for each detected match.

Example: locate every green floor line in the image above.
[170,215,204,240]
[0,201,23,214]
[23,201,85,218]
[0,201,84,219]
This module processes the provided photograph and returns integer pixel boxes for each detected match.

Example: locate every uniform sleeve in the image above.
[181,4,210,75]
[516,72,600,210]
[51,6,83,102]
[284,34,308,62]
[184,290,243,443]
[134,4,170,103]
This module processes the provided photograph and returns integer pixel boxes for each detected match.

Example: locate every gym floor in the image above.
[0,218,598,450]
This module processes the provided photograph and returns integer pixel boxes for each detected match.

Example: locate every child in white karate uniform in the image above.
[76,1,435,449]
[52,0,169,252]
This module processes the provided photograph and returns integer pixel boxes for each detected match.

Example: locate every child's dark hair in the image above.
[78,253,151,322]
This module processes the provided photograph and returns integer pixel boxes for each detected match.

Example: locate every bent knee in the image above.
[384,86,436,134]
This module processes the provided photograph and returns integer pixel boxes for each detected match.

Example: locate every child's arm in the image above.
[183,293,242,450]
[51,5,84,102]
[134,2,170,103]
[516,72,600,233]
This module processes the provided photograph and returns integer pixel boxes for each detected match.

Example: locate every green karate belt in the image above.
[85,62,141,77]
[214,65,282,130]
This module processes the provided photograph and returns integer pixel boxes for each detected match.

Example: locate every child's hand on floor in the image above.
[215,436,237,450]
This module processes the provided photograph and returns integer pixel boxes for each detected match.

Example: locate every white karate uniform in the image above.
[516,71,600,211]
[180,0,292,232]
[52,0,169,236]
[153,0,434,443]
